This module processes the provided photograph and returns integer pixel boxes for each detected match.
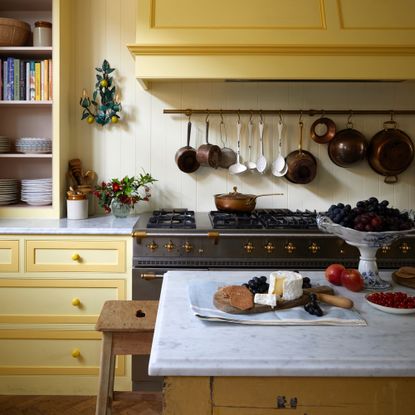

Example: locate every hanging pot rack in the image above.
[163,108,415,117]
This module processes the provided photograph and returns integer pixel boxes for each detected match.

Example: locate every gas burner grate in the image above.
[255,209,317,229]
[147,209,196,229]
[209,211,263,229]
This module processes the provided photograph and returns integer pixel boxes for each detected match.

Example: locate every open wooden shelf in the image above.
[0,47,52,57]
[0,101,52,107]
[0,153,52,158]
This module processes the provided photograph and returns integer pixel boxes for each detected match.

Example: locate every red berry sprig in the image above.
[367,292,415,309]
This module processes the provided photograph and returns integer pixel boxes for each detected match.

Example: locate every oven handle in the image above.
[140,272,164,280]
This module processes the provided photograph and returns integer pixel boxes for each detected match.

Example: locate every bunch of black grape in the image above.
[304,293,323,317]
[242,276,269,295]
[326,197,414,232]
[302,277,312,289]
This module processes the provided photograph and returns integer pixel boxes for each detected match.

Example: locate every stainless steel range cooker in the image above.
[131,208,415,390]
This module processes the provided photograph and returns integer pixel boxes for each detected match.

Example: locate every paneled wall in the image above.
[72,0,415,213]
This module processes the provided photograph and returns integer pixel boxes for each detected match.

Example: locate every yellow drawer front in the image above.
[0,279,125,324]
[0,241,19,272]
[26,240,126,273]
[0,331,124,376]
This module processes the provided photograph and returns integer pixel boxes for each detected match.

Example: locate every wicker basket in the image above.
[0,17,31,46]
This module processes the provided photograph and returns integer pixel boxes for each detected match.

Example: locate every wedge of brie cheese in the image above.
[254,293,277,308]
[268,271,303,301]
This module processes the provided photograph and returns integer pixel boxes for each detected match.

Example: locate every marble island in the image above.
[150,271,415,415]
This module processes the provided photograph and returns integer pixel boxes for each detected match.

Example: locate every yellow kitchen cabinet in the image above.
[0,0,74,219]
[0,234,132,395]
[163,376,415,415]
[0,241,19,272]
[128,0,415,86]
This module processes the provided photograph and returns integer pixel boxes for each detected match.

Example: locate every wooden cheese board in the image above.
[214,285,335,315]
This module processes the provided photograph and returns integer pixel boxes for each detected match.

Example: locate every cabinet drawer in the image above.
[0,241,19,272]
[26,240,126,273]
[0,330,125,376]
[213,377,415,415]
[0,279,125,324]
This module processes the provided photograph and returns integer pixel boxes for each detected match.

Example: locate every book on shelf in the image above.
[0,57,52,102]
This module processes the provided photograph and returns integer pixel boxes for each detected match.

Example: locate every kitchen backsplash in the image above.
[71,0,415,213]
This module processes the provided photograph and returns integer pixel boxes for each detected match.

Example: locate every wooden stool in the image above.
[95,300,158,415]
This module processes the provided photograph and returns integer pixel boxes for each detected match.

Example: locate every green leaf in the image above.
[107,68,115,74]
[81,112,89,120]
[93,90,98,101]
[96,74,103,81]
[95,67,103,72]
[102,60,110,72]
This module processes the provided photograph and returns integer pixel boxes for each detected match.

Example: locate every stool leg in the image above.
[96,332,113,415]
[108,354,116,402]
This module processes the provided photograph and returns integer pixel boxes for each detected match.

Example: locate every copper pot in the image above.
[214,186,283,213]
[175,121,200,173]
[196,119,221,168]
[367,120,414,183]
[285,121,317,184]
[310,117,336,144]
[328,128,367,168]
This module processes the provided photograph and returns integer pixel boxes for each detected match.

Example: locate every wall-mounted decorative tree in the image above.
[79,60,122,125]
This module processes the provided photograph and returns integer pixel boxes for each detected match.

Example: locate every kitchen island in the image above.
[149,270,415,415]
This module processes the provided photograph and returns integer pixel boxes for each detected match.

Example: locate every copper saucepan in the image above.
[310,116,336,144]
[175,120,200,173]
[214,186,283,213]
[196,118,221,169]
[285,121,317,184]
[367,120,414,183]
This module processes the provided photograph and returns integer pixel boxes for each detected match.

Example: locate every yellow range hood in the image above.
[127,0,415,89]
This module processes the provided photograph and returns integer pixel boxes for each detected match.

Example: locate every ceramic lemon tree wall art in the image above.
[79,60,122,126]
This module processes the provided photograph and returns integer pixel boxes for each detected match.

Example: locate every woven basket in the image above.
[0,17,31,46]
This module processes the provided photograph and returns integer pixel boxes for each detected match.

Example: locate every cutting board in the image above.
[392,272,415,289]
[214,286,334,315]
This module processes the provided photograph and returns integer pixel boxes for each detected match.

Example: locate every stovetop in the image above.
[141,209,318,232]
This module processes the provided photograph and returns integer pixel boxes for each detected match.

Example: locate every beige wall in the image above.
[72,0,415,213]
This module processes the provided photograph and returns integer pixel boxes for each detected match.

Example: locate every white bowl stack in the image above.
[0,178,20,205]
[0,136,10,153]
[15,137,52,154]
[21,178,52,206]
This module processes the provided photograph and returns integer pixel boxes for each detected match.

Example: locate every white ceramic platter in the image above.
[365,294,415,315]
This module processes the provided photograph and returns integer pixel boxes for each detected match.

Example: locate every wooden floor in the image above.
[0,392,162,415]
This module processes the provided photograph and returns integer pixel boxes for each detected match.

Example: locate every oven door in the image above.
[132,267,208,391]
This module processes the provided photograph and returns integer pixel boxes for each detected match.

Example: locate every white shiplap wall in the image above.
[72,0,415,213]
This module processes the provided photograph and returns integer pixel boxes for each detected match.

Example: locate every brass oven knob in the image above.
[284,242,296,254]
[164,240,175,252]
[182,241,193,253]
[308,242,320,255]
[399,242,411,254]
[146,241,158,251]
[381,245,391,254]
[244,241,254,253]
[264,242,275,254]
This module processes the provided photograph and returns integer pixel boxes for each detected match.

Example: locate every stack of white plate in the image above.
[0,178,19,205]
[21,178,52,206]
[16,137,52,154]
[0,136,10,153]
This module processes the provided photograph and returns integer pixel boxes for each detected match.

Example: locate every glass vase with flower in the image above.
[93,172,156,218]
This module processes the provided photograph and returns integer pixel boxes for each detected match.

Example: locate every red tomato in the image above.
[341,269,364,292]
[325,264,345,286]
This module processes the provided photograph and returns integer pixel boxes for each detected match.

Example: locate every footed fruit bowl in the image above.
[317,215,415,290]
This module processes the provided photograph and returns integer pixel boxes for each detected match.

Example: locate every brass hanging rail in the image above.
[163,108,415,117]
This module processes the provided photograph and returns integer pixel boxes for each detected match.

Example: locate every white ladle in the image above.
[245,120,257,171]
[272,120,287,176]
[256,120,267,174]
[229,121,247,175]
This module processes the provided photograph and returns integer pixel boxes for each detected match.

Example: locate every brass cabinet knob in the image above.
[308,242,320,255]
[380,245,391,254]
[284,242,296,254]
[71,253,80,261]
[244,241,254,253]
[71,297,81,307]
[164,240,175,252]
[399,242,411,254]
[146,241,158,251]
[264,242,275,254]
[71,348,81,358]
[182,241,193,253]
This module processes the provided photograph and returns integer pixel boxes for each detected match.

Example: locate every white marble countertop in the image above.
[149,270,415,377]
[0,215,138,235]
